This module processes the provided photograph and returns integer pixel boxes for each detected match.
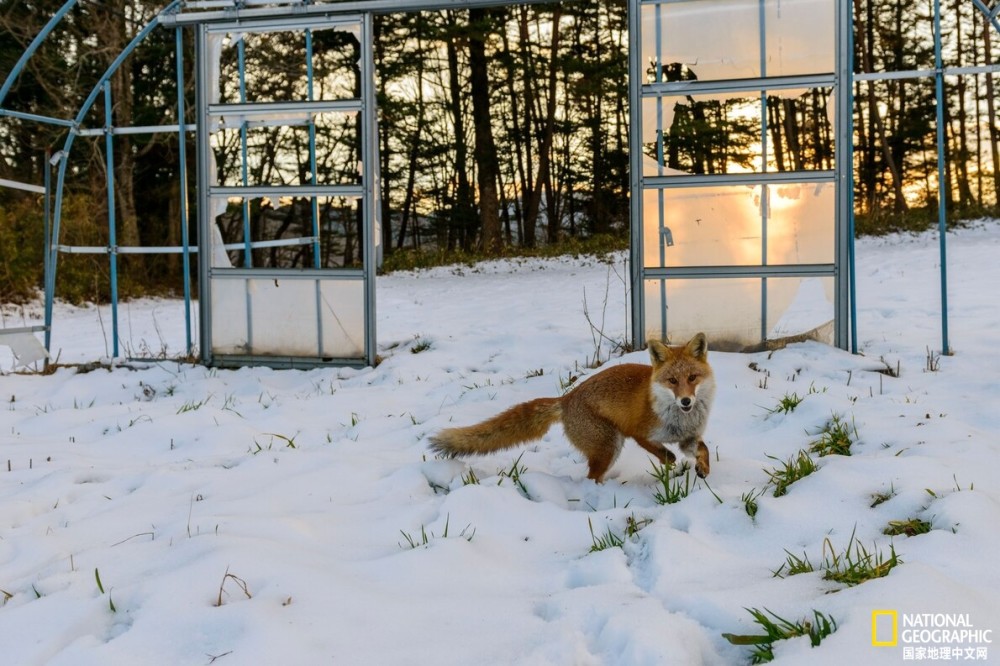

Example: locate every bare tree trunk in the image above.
[768,98,786,171]
[468,8,503,255]
[524,6,561,246]
[855,0,908,212]
[445,12,476,251]
[397,33,427,251]
[374,17,393,254]
[514,7,536,247]
[953,0,973,208]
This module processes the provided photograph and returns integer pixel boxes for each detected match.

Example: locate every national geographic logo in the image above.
[873,610,899,647]
[872,610,993,661]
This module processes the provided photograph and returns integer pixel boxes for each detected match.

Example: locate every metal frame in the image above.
[629,0,853,351]
[194,11,378,367]
[1,0,999,364]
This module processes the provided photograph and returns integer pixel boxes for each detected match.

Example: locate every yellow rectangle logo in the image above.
[872,610,898,647]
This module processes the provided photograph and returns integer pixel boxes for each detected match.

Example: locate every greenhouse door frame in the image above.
[169,0,561,369]
[188,13,378,369]
[627,0,855,352]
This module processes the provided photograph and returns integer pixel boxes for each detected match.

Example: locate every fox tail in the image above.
[428,397,562,458]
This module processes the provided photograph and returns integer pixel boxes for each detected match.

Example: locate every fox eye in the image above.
[688,374,698,382]
[668,378,678,385]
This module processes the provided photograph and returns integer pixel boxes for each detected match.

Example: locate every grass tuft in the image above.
[625,513,654,538]
[399,514,476,550]
[765,450,818,497]
[722,607,838,664]
[821,529,901,586]
[808,414,857,457]
[410,337,432,354]
[587,513,652,554]
[772,528,901,586]
[742,487,766,521]
[870,483,897,507]
[588,517,625,552]
[772,549,815,578]
[883,518,931,537]
[649,461,695,505]
[177,396,210,414]
[768,392,804,415]
[497,453,528,495]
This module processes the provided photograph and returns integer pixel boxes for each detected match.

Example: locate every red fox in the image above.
[429,333,716,482]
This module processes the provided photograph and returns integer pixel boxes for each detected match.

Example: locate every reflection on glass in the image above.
[641,174,835,268]
[641,88,834,176]
[210,196,365,269]
[217,28,361,105]
[641,0,835,83]
[212,112,361,188]
[643,276,833,351]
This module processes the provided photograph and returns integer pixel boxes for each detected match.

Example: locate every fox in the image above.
[428,332,715,483]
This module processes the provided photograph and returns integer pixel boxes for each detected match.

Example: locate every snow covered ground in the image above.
[1,220,998,665]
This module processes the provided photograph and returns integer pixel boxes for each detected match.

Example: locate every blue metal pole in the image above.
[758,0,769,343]
[654,2,667,340]
[43,150,53,355]
[305,28,325,357]
[0,109,76,127]
[176,27,194,356]
[237,36,254,353]
[934,0,951,355]
[238,38,253,267]
[104,84,120,358]
[846,0,858,354]
[306,29,322,268]
[627,0,645,350]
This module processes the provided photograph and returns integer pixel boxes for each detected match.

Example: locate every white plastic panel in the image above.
[210,277,250,354]
[246,277,321,356]
[210,275,364,359]
[318,279,365,358]
[643,276,834,350]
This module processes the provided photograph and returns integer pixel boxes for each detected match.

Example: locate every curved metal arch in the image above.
[43,0,183,352]
[0,0,79,113]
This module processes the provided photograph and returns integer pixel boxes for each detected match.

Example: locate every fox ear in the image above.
[686,332,708,359]
[648,339,670,366]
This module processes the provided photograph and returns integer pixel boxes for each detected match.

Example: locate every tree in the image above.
[467,8,503,255]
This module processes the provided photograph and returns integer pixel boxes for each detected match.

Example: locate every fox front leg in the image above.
[680,438,710,478]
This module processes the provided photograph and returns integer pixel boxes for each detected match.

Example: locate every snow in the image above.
[1,220,999,665]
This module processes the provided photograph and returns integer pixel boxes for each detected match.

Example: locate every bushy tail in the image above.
[429,398,562,458]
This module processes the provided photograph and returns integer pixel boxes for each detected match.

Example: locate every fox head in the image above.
[648,333,714,414]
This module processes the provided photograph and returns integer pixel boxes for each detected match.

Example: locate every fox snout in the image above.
[679,396,694,412]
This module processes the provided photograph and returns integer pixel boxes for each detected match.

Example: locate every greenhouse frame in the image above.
[1,0,999,366]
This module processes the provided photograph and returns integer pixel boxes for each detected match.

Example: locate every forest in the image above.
[0,0,998,303]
